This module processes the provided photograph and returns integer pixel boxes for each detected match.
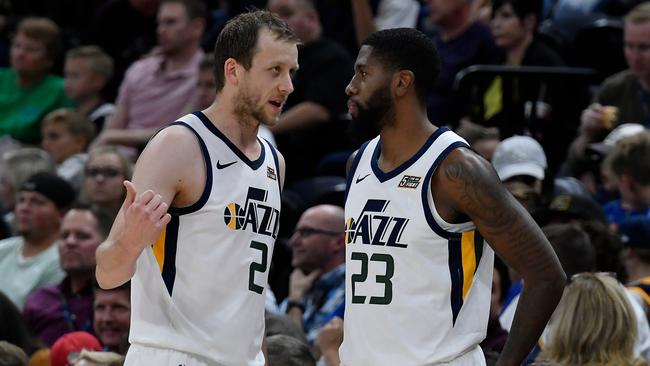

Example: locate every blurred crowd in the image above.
[1,0,650,365]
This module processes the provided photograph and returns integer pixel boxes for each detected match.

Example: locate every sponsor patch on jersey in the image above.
[398,175,421,189]
[267,166,277,180]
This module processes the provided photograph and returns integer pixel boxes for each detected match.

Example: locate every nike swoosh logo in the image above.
[216,160,237,169]
[356,173,371,184]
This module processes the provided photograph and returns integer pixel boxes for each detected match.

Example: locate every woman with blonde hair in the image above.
[537,272,649,366]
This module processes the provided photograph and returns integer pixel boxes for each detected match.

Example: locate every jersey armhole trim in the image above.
[421,141,470,239]
[344,140,371,203]
[167,121,213,216]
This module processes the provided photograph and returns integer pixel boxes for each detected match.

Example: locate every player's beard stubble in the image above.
[233,81,277,128]
[351,81,396,141]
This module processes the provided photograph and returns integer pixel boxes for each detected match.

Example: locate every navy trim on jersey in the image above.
[344,140,371,203]
[371,127,448,183]
[421,141,471,239]
[264,138,282,194]
[168,122,213,216]
[193,111,265,170]
[162,215,180,296]
[448,234,463,325]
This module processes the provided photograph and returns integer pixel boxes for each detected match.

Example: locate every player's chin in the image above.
[261,114,280,127]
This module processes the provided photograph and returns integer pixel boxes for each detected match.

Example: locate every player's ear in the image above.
[394,70,414,98]
[224,58,240,86]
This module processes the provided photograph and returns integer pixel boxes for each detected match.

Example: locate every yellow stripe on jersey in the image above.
[629,286,650,307]
[152,228,167,273]
[461,230,477,301]
[228,203,237,230]
[345,218,353,245]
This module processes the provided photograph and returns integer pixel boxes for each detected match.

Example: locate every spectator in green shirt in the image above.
[0,17,74,144]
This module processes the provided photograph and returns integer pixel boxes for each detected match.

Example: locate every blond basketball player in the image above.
[95,10,299,366]
[340,28,566,366]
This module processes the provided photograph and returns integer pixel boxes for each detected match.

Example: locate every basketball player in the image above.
[95,11,299,366]
[341,28,565,366]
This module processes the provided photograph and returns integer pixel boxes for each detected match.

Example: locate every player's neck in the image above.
[378,116,436,172]
[203,103,261,156]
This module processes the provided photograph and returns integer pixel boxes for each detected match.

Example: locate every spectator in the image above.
[349,0,420,47]
[481,258,510,353]
[423,0,503,127]
[537,176,608,226]
[603,131,650,226]
[63,46,115,133]
[265,312,307,343]
[536,223,650,361]
[92,0,206,155]
[491,135,548,213]
[0,291,44,359]
[194,53,216,111]
[315,0,420,58]
[93,282,131,354]
[314,317,343,366]
[81,146,132,221]
[23,205,111,346]
[491,0,563,69]
[266,334,316,366]
[454,119,501,161]
[568,3,650,164]
[49,331,102,366]
[0,172,75,310]
[280,205,345,344]
[537,272,648,366]
[0,148,55,234]
[0,341,28,366]
[40,108,94,192]
[565,122,646,198]
[482,0,566,142]
[68,350,124,366]
[500,223,594,333]
[268,0,354,183]
[621,217,650,319]
[0,17,74,144]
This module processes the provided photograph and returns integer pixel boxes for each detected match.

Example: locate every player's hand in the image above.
[118,180,171,253]
[315,317,344,355]
[287,269,320,301]
[580,103,606,137]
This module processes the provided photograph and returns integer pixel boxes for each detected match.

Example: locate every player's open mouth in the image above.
[269,100,283,110]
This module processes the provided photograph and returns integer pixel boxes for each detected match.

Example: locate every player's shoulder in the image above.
[149,123,200,148]
[139,123,203,169]
[438,146,490,176]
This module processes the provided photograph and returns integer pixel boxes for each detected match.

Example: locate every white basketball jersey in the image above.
[129,112,282,366]
[340,128,494,366]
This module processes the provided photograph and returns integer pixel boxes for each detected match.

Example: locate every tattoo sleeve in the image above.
[440,149,565,366]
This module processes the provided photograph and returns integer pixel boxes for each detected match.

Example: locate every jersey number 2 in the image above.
[351,252,394,305]
[249,241,268,294]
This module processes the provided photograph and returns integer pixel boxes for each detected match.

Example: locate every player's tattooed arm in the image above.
[435,148,566,366]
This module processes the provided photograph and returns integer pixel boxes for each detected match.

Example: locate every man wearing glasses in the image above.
[281,204,345,344]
